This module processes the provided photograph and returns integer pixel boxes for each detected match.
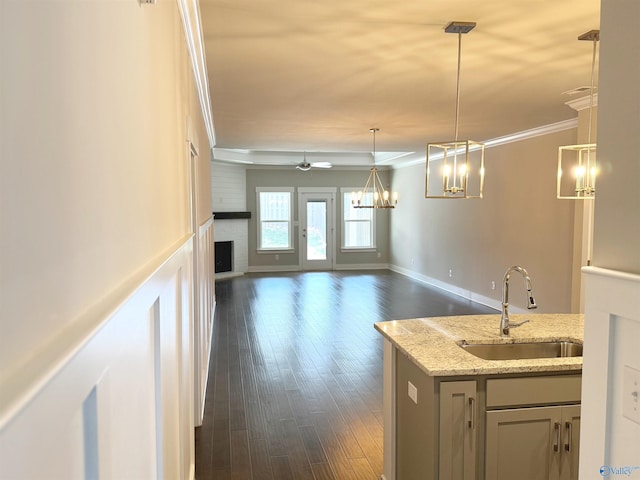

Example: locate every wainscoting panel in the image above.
[195,217,215,425]
[580,267,640,478]
[0,238,197,480]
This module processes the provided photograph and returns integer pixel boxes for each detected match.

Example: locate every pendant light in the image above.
[351,128,398,209]
[557,30,599,199]
[425,21,485,199]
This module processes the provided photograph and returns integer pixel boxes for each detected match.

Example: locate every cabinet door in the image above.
[560,406,580,480]
[439,381,477,480]
[486,406,562,480]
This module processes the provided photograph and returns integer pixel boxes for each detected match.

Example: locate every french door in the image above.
[298,189,335,270]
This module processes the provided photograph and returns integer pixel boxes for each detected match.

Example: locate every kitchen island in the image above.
[375,314,584,480]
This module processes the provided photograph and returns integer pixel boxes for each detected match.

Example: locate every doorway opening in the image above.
[298,188,336,271]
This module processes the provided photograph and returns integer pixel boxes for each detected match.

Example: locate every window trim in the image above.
[256,187,295,252]
[340,187,376,251]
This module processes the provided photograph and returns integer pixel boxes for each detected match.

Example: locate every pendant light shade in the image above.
[352,129,398,209]
[425,21,485,199]
[557,30,599,199]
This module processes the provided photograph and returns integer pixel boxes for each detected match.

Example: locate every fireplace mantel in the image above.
[213,211,251,220]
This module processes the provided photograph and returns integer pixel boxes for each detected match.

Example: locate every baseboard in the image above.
[333,263,390,271]
[248,265,301,273]
[247,263,389,273]
[389,264,508,313]
[214,271,245,280]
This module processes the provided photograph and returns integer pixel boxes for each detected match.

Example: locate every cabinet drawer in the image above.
[486,375,581,408]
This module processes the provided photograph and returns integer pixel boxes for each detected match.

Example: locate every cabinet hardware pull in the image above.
[565,421,572,453]
[553,422,561,452]
[468,397,475,429]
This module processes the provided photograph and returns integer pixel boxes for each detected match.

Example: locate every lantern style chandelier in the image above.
[425,21,485,199]
[557,30,600,199]
[352,128,398,209]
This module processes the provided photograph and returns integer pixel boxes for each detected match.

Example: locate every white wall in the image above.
[211,161,249,275]
[211,161,248,211]
[592,0,640,274]
[580,0,640,476]
[0,0,213,478]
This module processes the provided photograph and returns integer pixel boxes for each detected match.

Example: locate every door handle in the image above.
[468,397,475,429]
[553,422,561,452]
[564,421,572,453]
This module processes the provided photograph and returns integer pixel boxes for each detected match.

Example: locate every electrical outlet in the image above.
[491,281,496,290]
[623,365,640,424]
[377,252,381,258]
[449,269,453,278]
[275,254,279,261]
[408,381,418,404]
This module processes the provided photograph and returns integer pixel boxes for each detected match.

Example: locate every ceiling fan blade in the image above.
[311,162,332,169]
[296,162,312,171]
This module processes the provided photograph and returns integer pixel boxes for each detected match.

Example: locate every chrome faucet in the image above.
[500,266,537,336]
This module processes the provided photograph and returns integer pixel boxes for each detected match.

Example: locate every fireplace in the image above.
[214,241,233,274]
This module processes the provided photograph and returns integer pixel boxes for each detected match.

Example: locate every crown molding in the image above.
[393,118,579,169]
[565,93,599,112]
[483,118,578,148]
[177,0,216,147]
[211,119,579,169]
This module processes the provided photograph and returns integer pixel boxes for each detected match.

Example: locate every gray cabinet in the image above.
[439,381,477,480]
[560,406,581,480]
[396,349,437,480]
[485,376,581,480]
[394,349,580,480]
[396,352,477,480]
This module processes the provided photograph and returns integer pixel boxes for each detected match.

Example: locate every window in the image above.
[257,187,294,251]
[341,188,376,250]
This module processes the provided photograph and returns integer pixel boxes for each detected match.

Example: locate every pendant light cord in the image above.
[370,128,378,166]
[454,32,462,142]
[587,36,598,146]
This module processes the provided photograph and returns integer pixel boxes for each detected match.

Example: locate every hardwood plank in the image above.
[286,388,314,427]
[279,418,315,480]
[349,457,379,480]
[228,310,247,432]
[311,412,360,480]
[269,456,294,480]
[213,468,232,480]
[310,462,337,480]
[299,425,328,465]
[265,419,287,458]
[211,317,231,471]
[231,430,251,479]
[248,437,274,480]
[195,270,497,479]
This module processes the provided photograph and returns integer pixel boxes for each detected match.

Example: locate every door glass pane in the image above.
[306,201,327,260]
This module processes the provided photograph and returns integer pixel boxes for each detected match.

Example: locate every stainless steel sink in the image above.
[460,341,583,360]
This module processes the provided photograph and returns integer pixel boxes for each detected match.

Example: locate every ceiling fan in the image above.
[295,152,332,171]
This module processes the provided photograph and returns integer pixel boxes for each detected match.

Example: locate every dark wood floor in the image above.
[195,270,496,480]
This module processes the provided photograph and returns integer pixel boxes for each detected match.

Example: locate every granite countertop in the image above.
[374,314,584,376]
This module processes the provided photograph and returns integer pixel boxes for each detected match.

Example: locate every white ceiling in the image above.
[200,0,601,166]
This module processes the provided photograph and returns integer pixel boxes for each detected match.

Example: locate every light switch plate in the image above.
[623,365,640,424]
[408,381,418,404]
